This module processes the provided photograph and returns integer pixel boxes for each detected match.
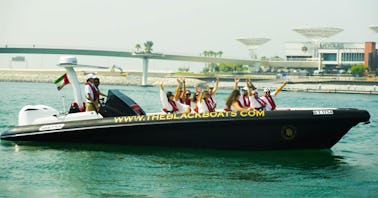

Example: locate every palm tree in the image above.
[217,51,223,58]
[271,56,284,61]
[208,50,215,57]
[202,50,209,72]
[135,44,141,52]
[260,56,269,61]
[144,41,153,53]
[213,51,223,73]
[208,51,215,72]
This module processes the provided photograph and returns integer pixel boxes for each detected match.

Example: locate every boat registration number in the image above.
[39,123,65,131]
[312,110,334,115]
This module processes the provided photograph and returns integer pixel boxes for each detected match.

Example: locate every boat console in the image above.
[100,90,146,117]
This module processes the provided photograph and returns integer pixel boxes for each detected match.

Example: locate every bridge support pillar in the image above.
[142,57,149,86]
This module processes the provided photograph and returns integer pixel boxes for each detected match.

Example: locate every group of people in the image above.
[159,76,287,114]
[225,77,287,112]
[81,73,286,114]
[84,73,107,112]
[160,77,219,114]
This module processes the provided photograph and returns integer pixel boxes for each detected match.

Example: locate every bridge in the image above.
[0,47,319,85]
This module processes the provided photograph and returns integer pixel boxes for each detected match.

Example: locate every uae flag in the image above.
[54,73,70,90]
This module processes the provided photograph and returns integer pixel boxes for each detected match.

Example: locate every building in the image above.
[284,41,377,73]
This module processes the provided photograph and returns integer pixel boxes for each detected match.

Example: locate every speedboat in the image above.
[0,57,371,151]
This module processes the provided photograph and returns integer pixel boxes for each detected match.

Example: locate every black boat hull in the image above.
[0,109,370,150]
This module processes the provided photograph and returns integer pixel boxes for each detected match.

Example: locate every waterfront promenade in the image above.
[1,69,377,94]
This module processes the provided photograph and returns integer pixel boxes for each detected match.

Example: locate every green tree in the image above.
[178,67,190,72]
[214,65,220,72]
[144,41,153,53]
[217,51,223,58]
[202,50,210,72]
[270,56,284,61]
[202,67,210,73]
[260,56,271,67]
[202,50,210,57]
[219,63,233,72]
[260,56,269,61]
[201,50,224,73]
[208,50,215,57]
[350,64,367,77]
[134,43,141,52]
[218,63,245,73]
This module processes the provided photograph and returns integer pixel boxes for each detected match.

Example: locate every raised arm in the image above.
[246,79,252,96]
[247,78,257,90]
[198,88,205,102]
[272,80,288,96]
[160,81,165,91]
[183,78,187,98]
[160,82,169,109]
[212,76,220,95]
[174,78,182,101]
[233,76,240,90]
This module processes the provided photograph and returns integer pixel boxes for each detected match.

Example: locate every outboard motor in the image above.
[100,90,146,117]
[18,105,60,126]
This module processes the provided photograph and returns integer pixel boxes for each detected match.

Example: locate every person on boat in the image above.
[174,77,185,103]
[225,89,251,112]
[206,76,219,109]
[249,90,266,111]
[197,89,216,113]
[174,77,194,107]
[233,76,252,108]
[239,86,251,107]
[191,91,200,113]
[94,77,107,97]
[181,78,193,106]
[160,82,191,114]
[68,102,81,113]
[84,73,99,112]
[184,89,193,105]
[260,81,287,111]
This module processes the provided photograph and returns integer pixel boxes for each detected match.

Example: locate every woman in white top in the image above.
[225,90,251,112]
[234,77,253,108]
[197,90,216,113]
[160,82,191,114]
[206,76,219,109]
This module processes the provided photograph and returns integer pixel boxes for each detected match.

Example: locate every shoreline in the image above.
[1,69,377,94]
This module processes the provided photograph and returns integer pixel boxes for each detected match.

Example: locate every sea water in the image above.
[0,81,377,197]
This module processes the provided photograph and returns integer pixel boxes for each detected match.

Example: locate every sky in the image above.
[0,0,377,72]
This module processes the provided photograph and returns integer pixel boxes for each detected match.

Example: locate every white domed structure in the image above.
[292,27,343,58]
[292,27,343,41]
[236,38,271,59]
